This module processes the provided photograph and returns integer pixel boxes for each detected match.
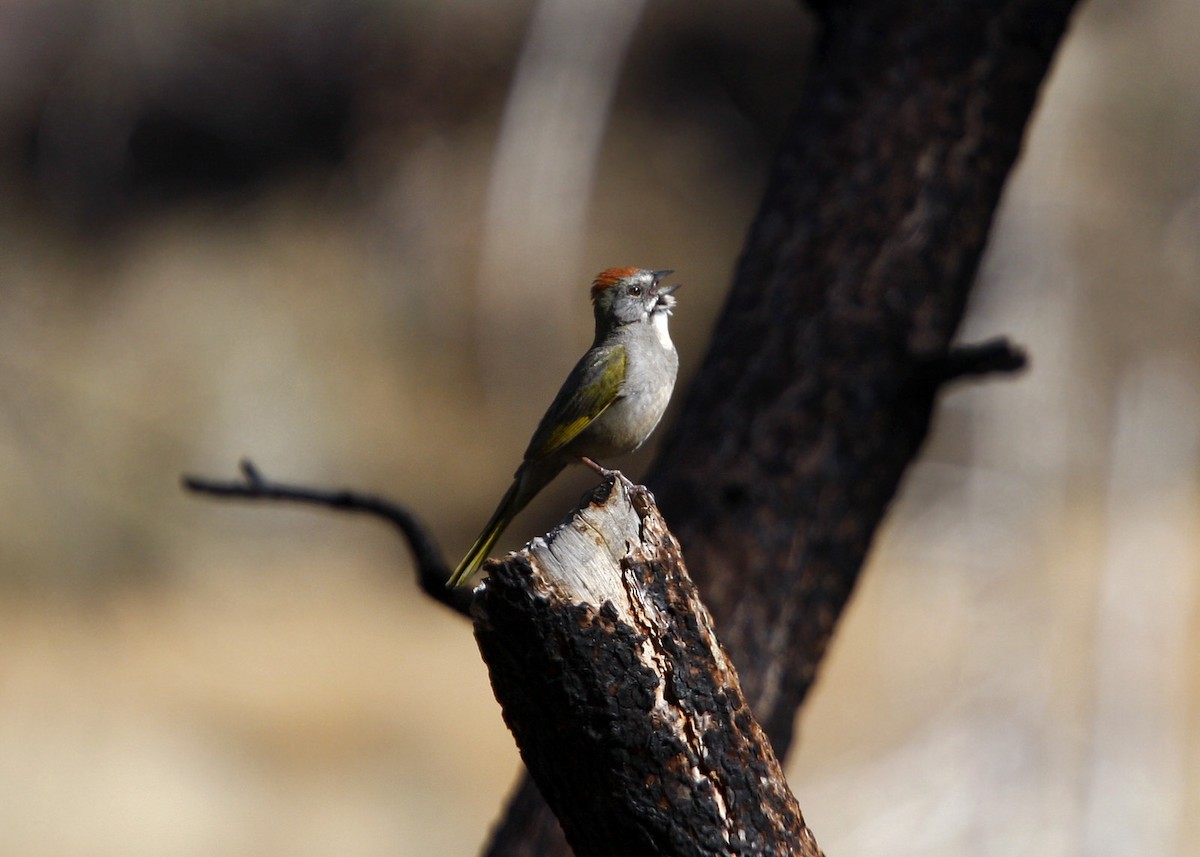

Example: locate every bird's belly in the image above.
[576,383,673,460]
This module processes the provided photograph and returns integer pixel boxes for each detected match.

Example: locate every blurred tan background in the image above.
[1,0,1197,854]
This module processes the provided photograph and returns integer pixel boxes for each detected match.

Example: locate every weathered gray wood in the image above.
[523,477,645,610]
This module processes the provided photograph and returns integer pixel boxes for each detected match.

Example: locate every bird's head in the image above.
[590,267,679,329]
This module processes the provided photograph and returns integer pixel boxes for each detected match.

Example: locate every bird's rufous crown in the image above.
[590,267,642,302]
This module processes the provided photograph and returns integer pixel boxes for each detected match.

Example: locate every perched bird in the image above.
[447,267,681,587]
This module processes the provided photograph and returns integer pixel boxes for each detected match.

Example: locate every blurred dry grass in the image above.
[0,0,1197,855]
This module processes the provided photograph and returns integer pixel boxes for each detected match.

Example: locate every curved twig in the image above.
[182,459,469,615]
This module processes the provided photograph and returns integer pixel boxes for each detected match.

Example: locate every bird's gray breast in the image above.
[585,320,678,457]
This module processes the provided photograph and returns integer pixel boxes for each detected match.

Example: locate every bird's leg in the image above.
[580,456,614,478]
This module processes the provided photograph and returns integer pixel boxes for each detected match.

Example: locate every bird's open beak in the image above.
[651,270,680,297]
[650,271,680,314]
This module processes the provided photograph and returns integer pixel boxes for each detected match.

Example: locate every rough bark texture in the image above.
[656,0,1082,747]
[485,1,1080,854]
[474,478,823,857]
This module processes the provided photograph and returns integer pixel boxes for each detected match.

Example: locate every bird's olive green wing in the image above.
[523,343,626,462]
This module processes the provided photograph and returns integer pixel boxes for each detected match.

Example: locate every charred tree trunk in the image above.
[485,1,1079,854]
[475,477,823,857]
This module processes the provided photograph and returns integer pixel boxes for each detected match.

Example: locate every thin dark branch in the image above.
[182,459,469,615]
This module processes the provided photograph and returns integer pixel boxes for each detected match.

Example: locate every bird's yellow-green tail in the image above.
[447,479,524,587]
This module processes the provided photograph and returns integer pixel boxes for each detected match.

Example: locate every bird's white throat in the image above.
[651,308,673,350]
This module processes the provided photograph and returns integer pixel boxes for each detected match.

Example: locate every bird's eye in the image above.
[628,285,643,297]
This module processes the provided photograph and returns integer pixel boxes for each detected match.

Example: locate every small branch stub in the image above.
[473,478,823,857]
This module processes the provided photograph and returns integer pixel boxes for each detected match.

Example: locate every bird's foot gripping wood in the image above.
[579,457,653,508]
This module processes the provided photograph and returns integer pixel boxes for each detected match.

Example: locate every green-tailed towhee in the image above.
[447,267,680,587]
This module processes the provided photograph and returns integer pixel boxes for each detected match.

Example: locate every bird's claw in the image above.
[580,456,631,483]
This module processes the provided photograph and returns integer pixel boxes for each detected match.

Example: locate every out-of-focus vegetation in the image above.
[0,1,1197,854]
